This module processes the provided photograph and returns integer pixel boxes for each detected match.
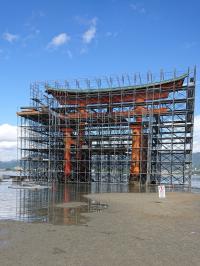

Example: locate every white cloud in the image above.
[47,33,71,49]
[67,49,72,58]
[130,3,146,14]
[82,26,96,44]
[36,10,45,18]
[80,47,88,55]
[193,115,200,153]
[2,32,19,43]
[82,17,97,44]
[0,124,17,161]
[184,41,197,49]
[0,141,17,149]
[29,10,45,21]
[0,124,17,141]
[106,31,118,38]
[22,28,40,47]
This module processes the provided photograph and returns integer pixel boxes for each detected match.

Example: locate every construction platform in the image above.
[17,68,196,184]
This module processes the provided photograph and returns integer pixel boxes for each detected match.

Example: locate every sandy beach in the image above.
[1,192,200,266]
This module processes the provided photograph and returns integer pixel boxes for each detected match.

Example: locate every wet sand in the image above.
[1,192,200,266]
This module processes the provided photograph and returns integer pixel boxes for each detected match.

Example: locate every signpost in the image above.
[158,185,166,198]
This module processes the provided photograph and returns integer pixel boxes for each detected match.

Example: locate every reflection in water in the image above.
[0,181,109,225]
[0,177,200,225]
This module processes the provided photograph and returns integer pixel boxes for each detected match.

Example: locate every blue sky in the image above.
[0,0,199,160]
[0,0,199,124]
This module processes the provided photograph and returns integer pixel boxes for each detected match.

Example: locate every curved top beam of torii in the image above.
[45,74,186,106]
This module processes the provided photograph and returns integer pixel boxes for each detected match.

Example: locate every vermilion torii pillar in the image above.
[62,128,76,180]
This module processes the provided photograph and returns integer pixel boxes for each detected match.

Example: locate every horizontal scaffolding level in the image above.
[17,68,196,184]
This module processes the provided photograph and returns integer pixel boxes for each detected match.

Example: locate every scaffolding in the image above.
[17,68,196,185]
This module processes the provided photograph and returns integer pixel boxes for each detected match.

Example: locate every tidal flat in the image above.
[1,192,200,266]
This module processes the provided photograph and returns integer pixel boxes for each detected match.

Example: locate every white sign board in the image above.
[158,185,166,198]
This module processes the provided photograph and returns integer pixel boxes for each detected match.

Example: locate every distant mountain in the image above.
[0,154,200,170]
[0,160,18,169]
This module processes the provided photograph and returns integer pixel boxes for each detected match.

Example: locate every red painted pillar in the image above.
[130,122,142,182]
[62,128,75,179]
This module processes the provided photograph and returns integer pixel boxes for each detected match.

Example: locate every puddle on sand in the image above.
[0,181,108,226]
[34,199,108,226]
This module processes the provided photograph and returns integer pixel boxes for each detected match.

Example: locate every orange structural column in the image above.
[62,128,76,179]
[130,122,142,182]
